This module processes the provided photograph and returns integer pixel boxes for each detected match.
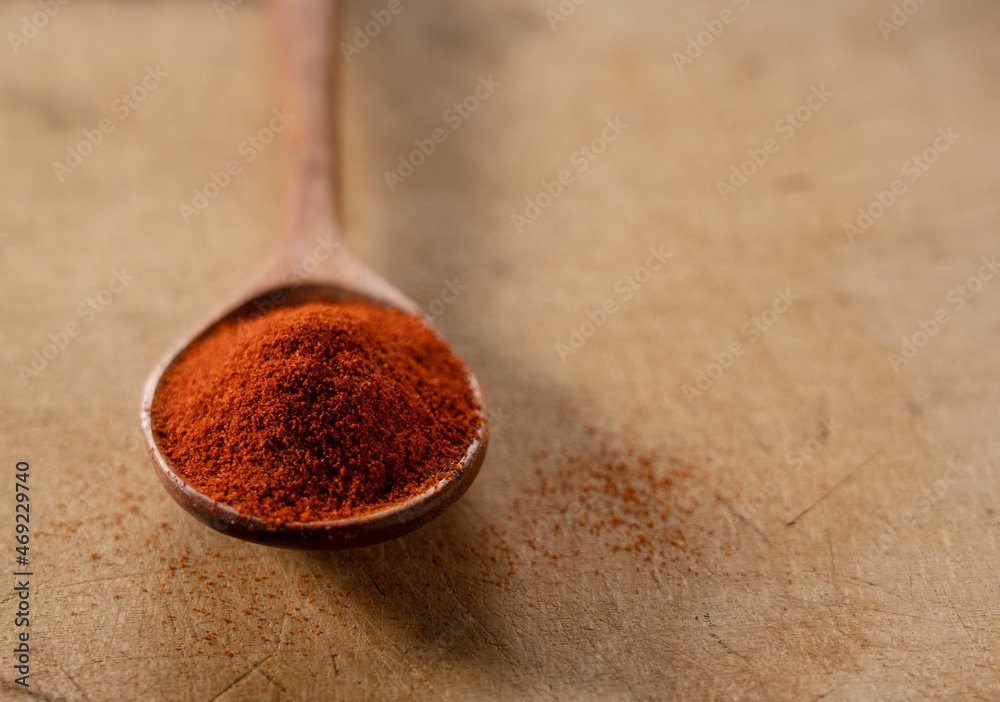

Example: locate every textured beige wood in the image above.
[3,0,1000,699]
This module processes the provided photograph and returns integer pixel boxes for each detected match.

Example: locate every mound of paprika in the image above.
[152,300,480,525]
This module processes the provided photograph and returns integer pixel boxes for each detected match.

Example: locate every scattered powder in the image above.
[505,426,722,581]
[43,426,749,670]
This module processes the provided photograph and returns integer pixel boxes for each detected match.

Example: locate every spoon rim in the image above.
[140,282,489,549]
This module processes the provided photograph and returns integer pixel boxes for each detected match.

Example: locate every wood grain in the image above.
[2,0,1000,699]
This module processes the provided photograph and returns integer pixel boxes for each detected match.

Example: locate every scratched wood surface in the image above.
[3,0,1000,699]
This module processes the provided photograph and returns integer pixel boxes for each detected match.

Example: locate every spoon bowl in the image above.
[140,0,488,549]
[141,283,489,550]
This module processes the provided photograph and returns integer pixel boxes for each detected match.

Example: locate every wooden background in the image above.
[3,0,1000,699]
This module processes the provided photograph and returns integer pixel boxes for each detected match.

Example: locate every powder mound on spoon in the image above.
[151,299,480,525]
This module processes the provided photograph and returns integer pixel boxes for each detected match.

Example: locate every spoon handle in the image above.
[271,0,345,271]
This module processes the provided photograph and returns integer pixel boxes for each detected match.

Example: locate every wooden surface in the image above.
[3,0,1000,699]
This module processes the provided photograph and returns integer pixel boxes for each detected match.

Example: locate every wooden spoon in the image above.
[140,0,488,550]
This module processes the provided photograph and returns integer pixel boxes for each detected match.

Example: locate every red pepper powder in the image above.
[151,299,480,525]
